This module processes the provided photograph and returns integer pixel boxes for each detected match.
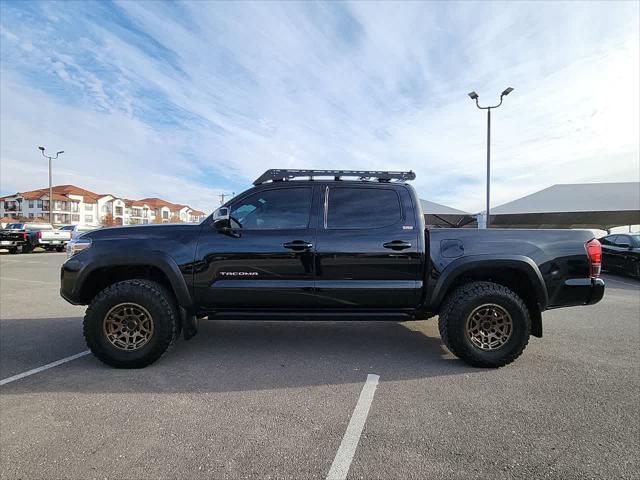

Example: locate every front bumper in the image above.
[60,257,83,305]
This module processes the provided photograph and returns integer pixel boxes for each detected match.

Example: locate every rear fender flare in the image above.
[429,255,548,312]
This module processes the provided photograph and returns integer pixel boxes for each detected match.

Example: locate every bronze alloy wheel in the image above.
[103,303,154,351]
[465,303,513,351]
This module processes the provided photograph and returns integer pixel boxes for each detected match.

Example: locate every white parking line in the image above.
[327,374,380,480]
[604,277,640,288]
[0,276,59,285]
[0,351,90,386]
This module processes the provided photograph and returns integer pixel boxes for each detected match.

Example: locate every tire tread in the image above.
[438,281,530,368]
[83,279,177,368]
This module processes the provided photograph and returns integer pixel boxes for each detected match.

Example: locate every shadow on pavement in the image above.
[1,317,479,394]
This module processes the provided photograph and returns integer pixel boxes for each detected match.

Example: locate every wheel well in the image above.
[79,265,175,305]
[445,266,543,338]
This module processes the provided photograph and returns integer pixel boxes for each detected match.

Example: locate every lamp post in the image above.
[38,147,64,224]
[218,192,235,205]
[467,87,513,228]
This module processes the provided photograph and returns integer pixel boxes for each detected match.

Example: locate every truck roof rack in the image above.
[253,169,416,185]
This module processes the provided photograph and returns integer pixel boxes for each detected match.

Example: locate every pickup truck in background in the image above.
[60,169,605,369]
[0,226,27,254]
[2,222,71,253]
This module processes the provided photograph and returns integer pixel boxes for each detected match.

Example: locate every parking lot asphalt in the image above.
[0,251,638,479]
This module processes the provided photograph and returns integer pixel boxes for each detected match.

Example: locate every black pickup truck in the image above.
[61,169,605,369]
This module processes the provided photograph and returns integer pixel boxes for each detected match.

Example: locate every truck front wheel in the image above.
[438,281,531,368]
[83,279,178,368]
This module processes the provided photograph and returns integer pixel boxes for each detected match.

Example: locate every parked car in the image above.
[61,169,605,369]
[0,224,27,254]
[2,222,71,253]
[599,233,640,278]
[59,224,97,240]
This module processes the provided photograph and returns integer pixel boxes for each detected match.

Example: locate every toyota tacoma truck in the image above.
[60,169,605,369]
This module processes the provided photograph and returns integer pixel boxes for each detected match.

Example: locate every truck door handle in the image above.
[283,240,313,251]
[383,240,412,251]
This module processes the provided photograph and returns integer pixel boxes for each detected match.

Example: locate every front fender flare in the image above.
[74,250,193,308]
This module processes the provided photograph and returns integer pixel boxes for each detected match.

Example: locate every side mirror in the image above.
[212,207,231,231]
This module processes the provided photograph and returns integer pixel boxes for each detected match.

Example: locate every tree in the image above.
[102,213,116,227]
[128,218,140,225]
[169,214,183,223]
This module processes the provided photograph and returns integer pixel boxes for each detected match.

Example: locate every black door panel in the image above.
[193,186,317,309]
[314,185,421,308]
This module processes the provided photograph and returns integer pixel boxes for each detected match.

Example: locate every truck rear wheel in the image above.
[83,279,178,368]
[438,281,530,368]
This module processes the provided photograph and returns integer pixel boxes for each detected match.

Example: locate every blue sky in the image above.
[1,0,638,213]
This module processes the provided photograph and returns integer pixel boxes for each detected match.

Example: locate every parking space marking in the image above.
[326,374,380,480]
[604,277,640,288]
[0,259,59,265]
[0,276,59,286]
[0,350,90,386]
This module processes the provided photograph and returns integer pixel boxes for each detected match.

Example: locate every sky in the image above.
[0,0,638,214]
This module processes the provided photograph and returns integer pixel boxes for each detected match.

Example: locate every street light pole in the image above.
[467,87,513,228]
[38,147,64,224]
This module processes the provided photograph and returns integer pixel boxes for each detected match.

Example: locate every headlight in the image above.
[66,238,92,258]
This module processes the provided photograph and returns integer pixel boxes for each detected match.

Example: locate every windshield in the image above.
[630,235,640,247]
[6,223,24,230]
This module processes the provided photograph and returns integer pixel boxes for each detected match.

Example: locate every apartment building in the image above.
[0,185,207,226]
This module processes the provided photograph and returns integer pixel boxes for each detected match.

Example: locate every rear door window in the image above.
[327,187,402,229]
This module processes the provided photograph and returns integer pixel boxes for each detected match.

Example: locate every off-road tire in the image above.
[21,244,33,253]
[83,279,178,368]
[8,248,17,254]
[438,281,530,368]
[56,246,65,252]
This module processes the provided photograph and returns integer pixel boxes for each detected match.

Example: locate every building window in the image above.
[29,213,34,218]
[29,200,34,208]
[71,202,79,212]
[37,200,43,208]
[162,211,169,219]
[72,214,80,222]
[115,206,123,216]
[85,215,93,223]
[85,203,93,211]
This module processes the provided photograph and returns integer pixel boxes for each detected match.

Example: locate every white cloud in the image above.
[1,1,638,214]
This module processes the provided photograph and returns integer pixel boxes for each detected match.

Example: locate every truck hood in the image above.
[84,223,202,241]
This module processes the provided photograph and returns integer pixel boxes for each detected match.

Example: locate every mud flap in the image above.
[179,306,198,340]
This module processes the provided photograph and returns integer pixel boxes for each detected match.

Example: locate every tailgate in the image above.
[0,230,25,242]
[40,230,71,241]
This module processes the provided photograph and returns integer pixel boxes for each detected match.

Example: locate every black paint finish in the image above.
[60,180,605,325]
